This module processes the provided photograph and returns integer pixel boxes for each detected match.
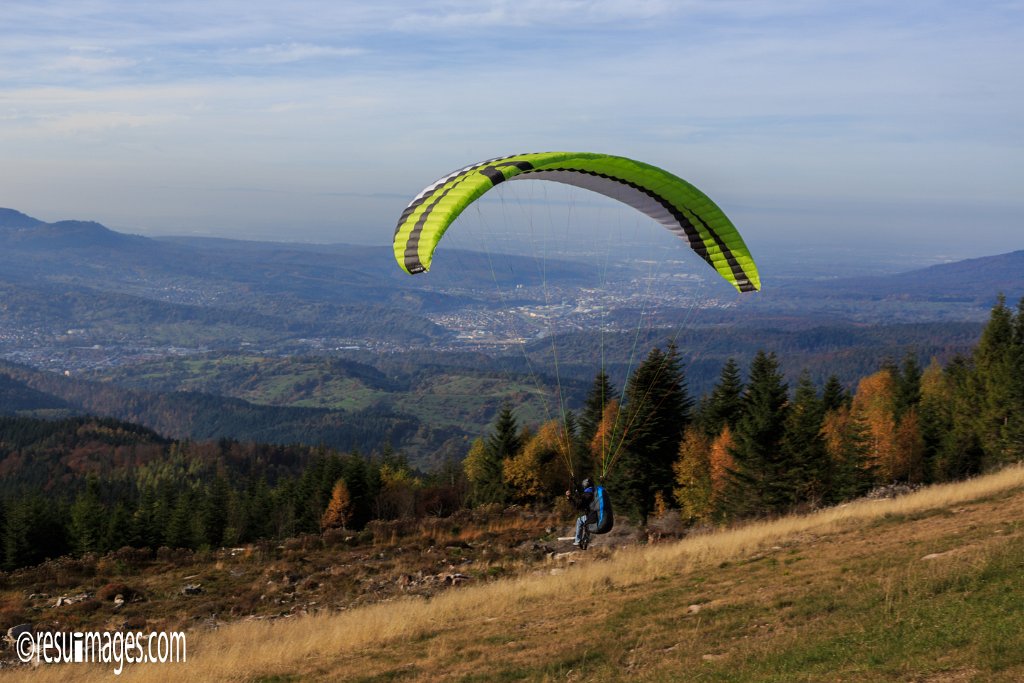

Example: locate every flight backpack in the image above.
[586,485,614,535]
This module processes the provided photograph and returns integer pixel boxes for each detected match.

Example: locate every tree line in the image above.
[0,431,463,571]
[464,295,1024,524]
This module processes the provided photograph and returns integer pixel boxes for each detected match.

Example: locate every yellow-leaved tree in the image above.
[504,420,568,502]
[321,478,352,531]
[852,369,899,481]
[673,427,712,524]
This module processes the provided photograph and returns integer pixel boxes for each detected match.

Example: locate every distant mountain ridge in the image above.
[770,249,1024,309]
[0,207,148,249]
[0,208,45,230]
[868,250,1024,300]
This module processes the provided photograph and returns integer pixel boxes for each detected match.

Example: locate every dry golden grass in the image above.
[13,464,1024,682]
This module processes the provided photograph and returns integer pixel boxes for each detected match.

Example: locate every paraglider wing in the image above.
[392,152,760,293]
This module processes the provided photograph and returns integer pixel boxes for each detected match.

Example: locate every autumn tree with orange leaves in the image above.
[321,478,352,531]
[851,369,899,481]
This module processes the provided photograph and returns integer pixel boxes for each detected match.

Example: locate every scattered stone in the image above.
[866,483,922,499]
[5,624,32,644]
[181,583,203,596]
[54,593,90,607]
[687,604,703,614]
[443,573,471,586]
[922,548,963,561]
[113,595,126,610]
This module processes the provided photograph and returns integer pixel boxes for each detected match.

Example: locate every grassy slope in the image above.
[14,467,1024,682]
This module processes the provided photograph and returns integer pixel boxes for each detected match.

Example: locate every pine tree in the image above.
[165,491,198,549]
[821,405,874,502]
[972,295,1018,465]
[222,488,246,547]
[132,485,161,548]
[294,456,328,535]
[464,438,505,506]
[934,356,985,479]
[4,496,69,570]
[200,474,230,548]
[821,375,849,413]
[465,404,523,506]
[894,352,922,421]
[780,371,830,505]
[152,483,176,546]
[698,357,745,438]
[918,358,951,482]
[245,477,274,541]
[1008,297,1024,461]
[105,502,134,552]
[271,477,298,539]
[616,343,692,522]
[726,351,790,515]
[579,371,616,449]
[487,405,523,463]
[339,453,372,530]
[70,477,107,555]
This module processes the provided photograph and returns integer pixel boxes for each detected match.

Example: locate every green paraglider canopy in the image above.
[392,151,760,293]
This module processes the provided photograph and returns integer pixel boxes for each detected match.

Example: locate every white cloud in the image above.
[37,111,183,135]
[390,0,677,30]
[239,43,365,64]
[50,54,138,73]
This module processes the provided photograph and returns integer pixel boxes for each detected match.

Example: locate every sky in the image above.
[0,0,1021,259]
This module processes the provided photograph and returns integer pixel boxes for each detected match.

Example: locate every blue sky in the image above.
[0,0,1021,258]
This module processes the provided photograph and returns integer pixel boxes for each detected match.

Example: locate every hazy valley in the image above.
[3,208,1020,464]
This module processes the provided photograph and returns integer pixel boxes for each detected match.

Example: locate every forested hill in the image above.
[774,250,1024,305]
[0,361,427,459]
[0,373,69,413]
[0,414,331,497]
